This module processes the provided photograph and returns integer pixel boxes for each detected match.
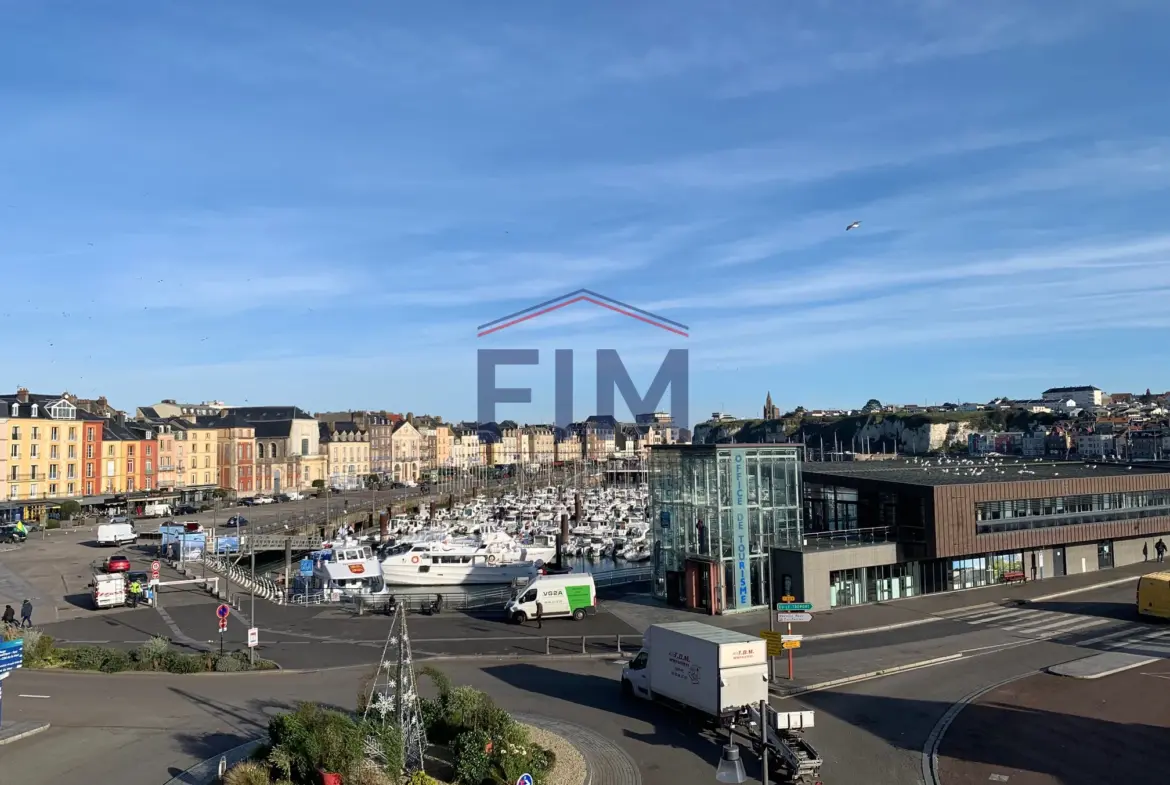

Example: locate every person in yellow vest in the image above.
[128,578,143,608]
[13,520,27,539]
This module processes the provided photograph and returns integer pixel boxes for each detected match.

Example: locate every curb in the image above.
[0,722,51,747]
[770,653,965,698]
[162,737,267,785]
[1045,654,1160,680]
[1027,575,1140,602]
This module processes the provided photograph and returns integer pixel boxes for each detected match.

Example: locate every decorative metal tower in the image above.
[363,604,427,774]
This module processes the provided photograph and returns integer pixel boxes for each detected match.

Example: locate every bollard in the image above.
[217,755,227,782]
[545,637,550,655]
[581,635,587,654]
[356,597,364,617]
[616,634,622,655]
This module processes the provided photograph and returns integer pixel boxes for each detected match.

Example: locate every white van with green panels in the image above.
[505,573,597,623]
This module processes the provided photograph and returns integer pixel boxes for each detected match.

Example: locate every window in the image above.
[8,485,16,499]
[8,467,16,481]
[86,464,93,478]
[85,427,93,441]
[145,460,152,473]
[86,444,93,459]
[204,442,210,453]
[107,445,114,456]
[9,403,16,416]
[67,482,75,495]
[302,438,309,455]
[128,445,135,456]
[204,472,211,484]
[68,445,75,459]
[49,465,58,480]
[29,483,37,497]
[50,445,59,459]
[49,483,57,495]
[146,445,152,456]
[9,444,17,458]
[67,464,76,479]
[975,490,1170,534]
[106,460,115,477]
[30,444,39,458]
[69,426,77,440]
[127,478,135,492]
[85,481,93,495]
[10,426,19,440]
[31,426,39,439]
[127,459,135,473]
[50,426,59,440]
[203,456,209,468]
[31,404,37,417]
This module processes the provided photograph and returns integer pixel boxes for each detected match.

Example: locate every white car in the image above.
[253,495,275,505]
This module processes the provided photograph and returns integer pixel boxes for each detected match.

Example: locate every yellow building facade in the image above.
[3,391,87,503]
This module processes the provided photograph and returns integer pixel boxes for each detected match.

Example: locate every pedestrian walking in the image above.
[20,598,33,627]
[535,601,544,629]
[1143,542,1149,562]
[1156,539,1167,563]
[1,604,15,626]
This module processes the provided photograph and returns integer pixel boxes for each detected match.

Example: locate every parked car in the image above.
[253,495,275,505]
[224,516,248,528]
[275,494,291,503]
[174,505,199,516]
[105,554,131,573]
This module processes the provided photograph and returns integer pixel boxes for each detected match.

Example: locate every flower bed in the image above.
[1,627,277,674]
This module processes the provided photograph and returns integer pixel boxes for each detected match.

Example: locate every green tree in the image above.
[863,399,882,412]
[58,499,81,520]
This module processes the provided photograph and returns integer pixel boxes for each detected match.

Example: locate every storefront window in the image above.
[829,567,867,607]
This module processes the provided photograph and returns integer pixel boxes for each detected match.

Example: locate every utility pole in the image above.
[249,532,256,666]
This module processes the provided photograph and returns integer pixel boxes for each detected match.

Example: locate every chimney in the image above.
[16,387,29,403]
[114,411,125,425]
[98,396,108,409]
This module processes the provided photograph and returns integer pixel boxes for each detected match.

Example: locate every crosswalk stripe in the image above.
[967,608,1036,625]
[935,602,998,619]
[1034,618,1113,637]
[999,611,1072,632]
[1077,626,1147,646]
[1105,629,1170,650]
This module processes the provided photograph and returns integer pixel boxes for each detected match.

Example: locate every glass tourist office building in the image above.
[649,446,1170,614]
[648,444,803,613]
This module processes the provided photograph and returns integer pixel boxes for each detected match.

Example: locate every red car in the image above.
[105,554,131,573]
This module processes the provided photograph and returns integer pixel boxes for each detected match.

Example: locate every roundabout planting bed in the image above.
[1,626,277,674]
[220,665,582,785]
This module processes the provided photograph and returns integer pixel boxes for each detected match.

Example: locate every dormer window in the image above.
[9,403,16,417]
[30,404,38,417]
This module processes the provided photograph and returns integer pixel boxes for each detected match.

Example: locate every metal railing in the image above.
[801,526,894,549]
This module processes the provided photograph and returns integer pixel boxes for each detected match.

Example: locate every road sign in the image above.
[516,774,534,785]
[247,627,259,648]
[299,558,314,576]
[216,603,230,620]
[0,640,24,674]
[777,612,813,623]
[776,602,813,611]
[218,619,228,633]
[781,594,796,602]
[782,640,801,650]
[781,634,803,643]
[758,631,783,656]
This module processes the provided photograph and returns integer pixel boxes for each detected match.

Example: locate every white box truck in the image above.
[620,621,769,720]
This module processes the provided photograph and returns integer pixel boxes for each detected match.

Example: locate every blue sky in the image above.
[3,1,1169,428]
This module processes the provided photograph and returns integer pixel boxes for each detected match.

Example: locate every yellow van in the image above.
[1136,572,1170,620]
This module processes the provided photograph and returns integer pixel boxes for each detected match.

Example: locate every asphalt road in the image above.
[936,667,1170,784]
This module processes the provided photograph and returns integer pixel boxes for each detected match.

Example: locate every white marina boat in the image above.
[308,540,387,599]
[379,539,540,586]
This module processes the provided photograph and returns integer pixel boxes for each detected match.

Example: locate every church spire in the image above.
[765,391,773,407]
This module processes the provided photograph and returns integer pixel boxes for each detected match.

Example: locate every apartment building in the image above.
[2,389,93,504]
[390,420,423,482]
[320,421,370,489]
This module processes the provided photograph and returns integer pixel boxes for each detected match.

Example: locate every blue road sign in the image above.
[216,603,231,620]
[299,558,314,576]
[0,639,24,674]
[516,775,534,785]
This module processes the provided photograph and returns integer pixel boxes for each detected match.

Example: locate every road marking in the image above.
[1078,625,1147,646]
[966,608,1035,625]
[18,694,50,699]
[989,774,1010,782]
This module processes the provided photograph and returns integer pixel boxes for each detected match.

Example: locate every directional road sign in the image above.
[216,603,231,620]
[776,602,813,612]
[516,774,534,785]
[758,631,783,656]
[776,612,813,623]
[247,627,259,648]
[782,640,801,650]
[0,640,24,675]
[781,594,796,602]
[781,634,803,643]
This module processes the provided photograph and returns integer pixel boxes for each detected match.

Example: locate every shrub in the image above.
[407,772,444,785]
[99,649,133,673]
[451,729,493,785]
[136,636,171,670]
[62,645,106,671]
[45,519,61,530]
[419,696,451,743]
[361,718,404,777]
[268,703,364,782]
[346,759,397,785]
[19,629,55,665]
[215,654,243,672]
[165,653,207,674]
[222,761,271,785]
[58,500,81,520]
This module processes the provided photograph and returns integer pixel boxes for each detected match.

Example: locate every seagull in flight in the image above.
[846,221,861,231]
